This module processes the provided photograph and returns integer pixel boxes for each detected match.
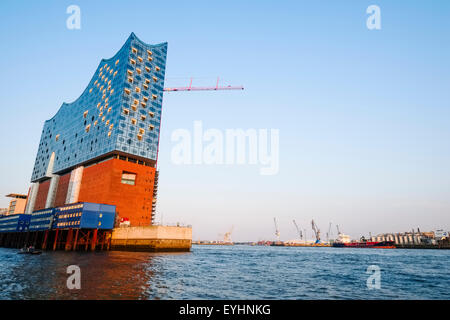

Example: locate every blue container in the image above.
[0,214,31,233]
[54,202,116,230]
[29,208,56,231]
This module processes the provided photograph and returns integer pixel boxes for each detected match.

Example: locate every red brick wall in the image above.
[78,159,156,226]
[54,172,71,207]
[34,179,51,211]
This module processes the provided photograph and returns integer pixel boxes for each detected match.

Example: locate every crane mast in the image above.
[273,218,280,242]
[311,220,321,244]
[223,226,234,243]
[293,220,302,240]
[326,222,332,242]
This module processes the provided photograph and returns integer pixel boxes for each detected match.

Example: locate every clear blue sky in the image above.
[0,0,449,241]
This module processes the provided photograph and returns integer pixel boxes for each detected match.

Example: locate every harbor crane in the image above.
[273,218,280,242]
[311,220,321,244]
[326,222,332,242]
[223,226,234,243]
[164,77,244,92]
[336,224,342,236]
[293,220,303,240]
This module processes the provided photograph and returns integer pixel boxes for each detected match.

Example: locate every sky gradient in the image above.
[0,0,449,241]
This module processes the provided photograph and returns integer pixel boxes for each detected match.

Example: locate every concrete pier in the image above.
[110,225,192,252]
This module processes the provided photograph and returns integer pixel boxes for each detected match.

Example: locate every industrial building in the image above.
[5,194,27,216]
[0,202,116,251]
[370,230,449,247]
[25,33,166,227]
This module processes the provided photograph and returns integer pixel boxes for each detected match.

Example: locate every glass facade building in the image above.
[25,34,166,226]
[31,33,167,182]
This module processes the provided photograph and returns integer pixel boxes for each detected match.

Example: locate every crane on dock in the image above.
[273,218,280,242]
[311,220,321,244]
[293,220,302,240]
[223,226,234,243]
[326,222,332,243]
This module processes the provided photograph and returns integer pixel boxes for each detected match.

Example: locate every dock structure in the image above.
[0,202,115,252]
[0,202,192,252]
[110,225,192,252]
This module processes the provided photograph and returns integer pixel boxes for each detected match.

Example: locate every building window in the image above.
[123,109,129,115]
[149,124,155,131]
[131,118,137,125]
[115,59,119,65]
[147,50,153,56]
[141,115,146,121]
[149,112,154,118]
[83,111,88,118]
[145,66,150,72]
[55,134,60,142]
[121,172,136,185]
[155,66,160,72]
[152,76,158,82]
[135,87,141,93]
[124,88,131,95]
[85,124,91,133]
[138,56,143,63]
[130,59,136,65]
[136,68,141,74]
[152,94,157,100]
[132,47,137,54]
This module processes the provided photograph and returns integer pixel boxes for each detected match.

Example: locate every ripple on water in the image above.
[0,246,448,299]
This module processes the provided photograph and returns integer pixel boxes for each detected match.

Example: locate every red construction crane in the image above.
[163,77,244,92]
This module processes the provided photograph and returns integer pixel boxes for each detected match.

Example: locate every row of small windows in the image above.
[124,87,158,100]
[123,108,155,119]
[59,212,82,219]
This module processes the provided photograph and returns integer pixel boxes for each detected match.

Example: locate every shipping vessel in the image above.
[333,240,396,249]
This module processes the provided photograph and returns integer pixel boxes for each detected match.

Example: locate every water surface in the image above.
[0,245,448,299]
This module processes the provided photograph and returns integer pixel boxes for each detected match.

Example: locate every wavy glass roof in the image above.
[31,33,167,182]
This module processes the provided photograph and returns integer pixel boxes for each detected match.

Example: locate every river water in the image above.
[0,245,448,300]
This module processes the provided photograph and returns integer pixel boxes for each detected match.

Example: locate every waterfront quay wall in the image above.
[110,225,192,252]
